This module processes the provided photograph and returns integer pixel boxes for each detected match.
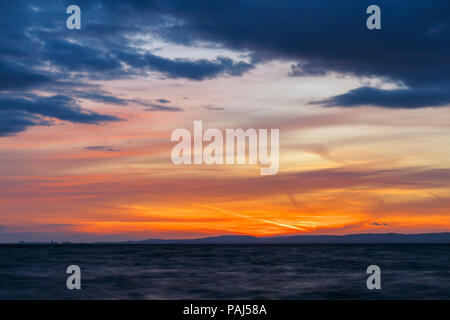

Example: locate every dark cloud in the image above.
[0,2,254,82]
[70,91,181,111]
[371,222,388,226]
[1,0,447,140]
[161,1,448,83]
[84,146,119,152]
[0,94,121,136]
[313,86,450,109]
[0,95,120,124]
[42,40,253,81]
[0,1,255,136]
[0,61,53,90]
[90,0,448,108]
[290,62,328,77]
[114,51,253,80]
[0,110,44,137]
[144,103,183,112]
[43,38,123,73]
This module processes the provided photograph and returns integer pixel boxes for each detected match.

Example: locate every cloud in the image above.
[0,61,52,90]
[0,95,120,124]
[84,146,119,152]
[370,222,388,226]
[143,103,184,112]
[0,94,120,136]
[0,2,257,136]
[204,106,225,111]
[1,4,254,82]
[313,86,450,109]
[65,166,449,202]
[43,38,123,74]
[290,62,328,77]
[1,0,447,138]
[97,0,448,108]
[114,52,254,80]
[42,39,253,81]
[0,110,46,137]
[4,1,450,87]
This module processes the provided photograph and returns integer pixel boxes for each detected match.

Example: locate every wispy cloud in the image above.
[84,146,119,152]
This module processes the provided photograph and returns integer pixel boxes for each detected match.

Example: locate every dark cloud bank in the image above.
[130,0,449,109]
[1,0,449,135]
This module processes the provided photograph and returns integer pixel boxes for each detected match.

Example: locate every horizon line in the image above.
[2,231,450,244]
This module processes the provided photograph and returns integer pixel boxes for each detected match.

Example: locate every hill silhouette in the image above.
[112,232,450,244]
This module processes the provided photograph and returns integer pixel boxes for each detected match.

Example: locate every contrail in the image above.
[198,204,307,232]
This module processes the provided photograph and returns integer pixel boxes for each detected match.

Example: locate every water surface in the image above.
[0,244,448,299]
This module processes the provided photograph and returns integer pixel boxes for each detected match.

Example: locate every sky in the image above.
[0,0,449,242]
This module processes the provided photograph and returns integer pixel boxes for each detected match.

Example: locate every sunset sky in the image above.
[1,0,449,242]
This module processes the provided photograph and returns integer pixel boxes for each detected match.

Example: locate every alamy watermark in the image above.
[171,121,279,175]
[66,5,81,30]
[66,265,81,290]
[366,265,381,290]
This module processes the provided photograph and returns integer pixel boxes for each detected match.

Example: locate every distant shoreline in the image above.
[2,232,450,245]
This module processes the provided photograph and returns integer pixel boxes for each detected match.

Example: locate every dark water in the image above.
[0,244,449,299]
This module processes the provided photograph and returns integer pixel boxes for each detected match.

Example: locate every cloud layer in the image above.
[0,1,253,135]
[87,0,449,108]
[2,0,449,136]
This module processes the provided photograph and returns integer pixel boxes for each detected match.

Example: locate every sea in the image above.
[0,244,449,299]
